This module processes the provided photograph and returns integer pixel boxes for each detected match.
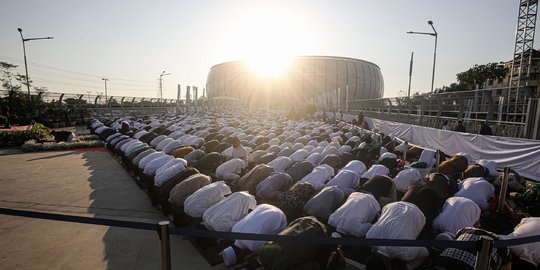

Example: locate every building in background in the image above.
[205,56,384,109]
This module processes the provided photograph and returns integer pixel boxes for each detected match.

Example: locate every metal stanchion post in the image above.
[474,236,493,270]
[403,141,408,161]
[158,220,171,270]
[435,149,441,172]
[497,167,510,214]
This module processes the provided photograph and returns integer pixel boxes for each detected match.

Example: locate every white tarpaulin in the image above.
[363,117,540,181]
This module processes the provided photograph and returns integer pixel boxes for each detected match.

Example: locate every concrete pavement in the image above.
[0,149,220,269]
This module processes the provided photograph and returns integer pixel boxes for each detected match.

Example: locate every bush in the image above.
[21,140,104,152]
[0,123,50,146]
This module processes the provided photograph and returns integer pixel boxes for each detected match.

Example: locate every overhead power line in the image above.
[0,54,158,83]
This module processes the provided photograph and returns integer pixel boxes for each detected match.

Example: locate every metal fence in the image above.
[344,87,540,140]
[4,87,540,140]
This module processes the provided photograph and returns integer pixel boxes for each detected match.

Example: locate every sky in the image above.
[0,0,529,99]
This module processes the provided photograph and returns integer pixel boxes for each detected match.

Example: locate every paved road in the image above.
[0,149,219,270]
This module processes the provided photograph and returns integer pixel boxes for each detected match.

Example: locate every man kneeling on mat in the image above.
[221,204,287,266]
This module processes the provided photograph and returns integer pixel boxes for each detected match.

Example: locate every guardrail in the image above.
[1,207,538,270]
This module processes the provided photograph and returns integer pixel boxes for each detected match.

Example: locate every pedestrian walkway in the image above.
[0,149,217,269]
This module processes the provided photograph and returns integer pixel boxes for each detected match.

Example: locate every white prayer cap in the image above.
[221,246,237,266]
[378,152,397,162]
[478,159,498,176]
[379,147,388,156]
[455,152,475,165]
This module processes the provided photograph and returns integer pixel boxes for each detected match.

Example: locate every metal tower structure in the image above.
[510,0,539,88]
[507,0,538,128]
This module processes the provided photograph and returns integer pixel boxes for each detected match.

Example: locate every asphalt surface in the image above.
[0,148,218,270]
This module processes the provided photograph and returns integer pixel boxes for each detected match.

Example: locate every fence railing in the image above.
[342,87,540,140]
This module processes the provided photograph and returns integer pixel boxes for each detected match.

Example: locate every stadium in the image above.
[205,56,384,108]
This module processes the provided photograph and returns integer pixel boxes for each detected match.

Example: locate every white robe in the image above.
[138,151,165,169]
[361,164,390,179]
[301,164,335,190]
[216,158,245,182]
[433,197,481,235]
[154,159,186,187]
[366,201,429,270]
[232,204,287,252]
[150,135,168,148]
[502,217,540,266]
[329,192,380,237]
[267,156,293,172]
[455,177,494,210]
[133,130,148,139]
[265,144,279,154]
[393,168,423,193]
[341,160,367,177]
[338,145,352,155]
[321,146,339,158]
[120,140,137,153]
[378,152,397,162]
[221,146,248,162]
[156,137,174,151]
[326,169,360,194]
[289,149,309,163]
[143,155,174,176]
[268,138,280,146]
[184,181,232,218]
[202,191,257,232]
[256,172,293,200]
[306,153,323,167]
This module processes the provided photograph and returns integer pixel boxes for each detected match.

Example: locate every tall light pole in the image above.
[17,28,53,97]
[407,20,438,94]
[159,71,172,100]
[408,51,414,97]
[102,78,109,102]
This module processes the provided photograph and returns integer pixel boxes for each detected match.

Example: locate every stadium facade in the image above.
[205,56,384,108]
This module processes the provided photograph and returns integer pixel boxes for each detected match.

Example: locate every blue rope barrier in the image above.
[1,207,538,249]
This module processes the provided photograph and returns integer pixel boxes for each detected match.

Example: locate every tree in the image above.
[0,61,20,92]
[435,82,468,93]
[456,62,509,89]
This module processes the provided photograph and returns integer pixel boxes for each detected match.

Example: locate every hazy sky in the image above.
[0,0,527,99]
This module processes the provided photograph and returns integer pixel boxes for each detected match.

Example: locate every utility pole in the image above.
[102,78,109,102]
[159,71,171,100]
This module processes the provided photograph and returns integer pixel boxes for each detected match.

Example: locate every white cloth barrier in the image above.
[360,117,540,181]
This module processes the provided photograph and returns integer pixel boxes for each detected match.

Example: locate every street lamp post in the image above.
[102,78,109,102]
[159,71,172,100]
[17,28,53,97]
[407,20,438,94]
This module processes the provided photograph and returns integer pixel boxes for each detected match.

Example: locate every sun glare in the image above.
[244,55,294,78]
[221,4,315,78]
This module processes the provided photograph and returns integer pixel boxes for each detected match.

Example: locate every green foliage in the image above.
[456,62,509,89]
[21,139,104,152]
[1,61,91,126]
[0,122,50,146]
[434,62,509,94]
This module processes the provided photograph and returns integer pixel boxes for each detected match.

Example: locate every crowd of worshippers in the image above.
[89,111,540,270]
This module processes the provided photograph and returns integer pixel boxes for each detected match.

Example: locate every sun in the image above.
[221,4,314,78]
[244,54,294,78]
